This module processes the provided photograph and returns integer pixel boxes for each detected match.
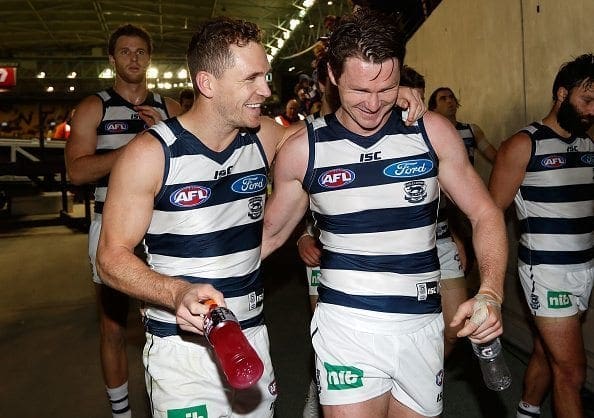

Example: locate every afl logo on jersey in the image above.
[105,121,128,133]
[231,174,267,194]
[318,168,355,188]
[383,159,433,178]
[581,153,594,165]
[170,185,211,208]
[541,155,566,168]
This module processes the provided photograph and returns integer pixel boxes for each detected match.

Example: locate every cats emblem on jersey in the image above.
[169,185,211,208]
[540,155,566,169]
[383,159,433,179]
[404,180,427,203]
[318,168,355,188]
[581,153,594,165]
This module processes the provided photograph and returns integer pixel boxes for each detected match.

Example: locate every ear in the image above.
[195,71,214,99]
[327,63,338,87]
[556,86,569,103]
[108,55,115,66]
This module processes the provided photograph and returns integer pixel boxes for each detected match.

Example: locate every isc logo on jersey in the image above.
[318,168,355,188]
[383,159,433,178]
[541,155,566,168]
[231,174,267,194]
[170,185,211,208]
[105,121,128,133]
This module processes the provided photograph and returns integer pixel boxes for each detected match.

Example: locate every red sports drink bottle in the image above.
[203,301,264,389]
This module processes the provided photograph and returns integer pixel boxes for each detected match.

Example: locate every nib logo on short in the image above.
[167,404,208,418]
[324,362,364,390]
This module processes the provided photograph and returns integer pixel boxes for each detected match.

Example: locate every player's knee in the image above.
[552,362,585,389]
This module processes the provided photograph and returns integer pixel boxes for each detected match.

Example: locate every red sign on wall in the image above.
[0,67,17,88]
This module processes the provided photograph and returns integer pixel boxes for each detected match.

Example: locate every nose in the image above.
[365,93,380,112]
[258,78,271,98]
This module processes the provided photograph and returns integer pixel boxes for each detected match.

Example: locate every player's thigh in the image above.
[534,315,586,370]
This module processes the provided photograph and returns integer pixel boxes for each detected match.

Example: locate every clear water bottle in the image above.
[471,337,512,391]
[204,303,264,389]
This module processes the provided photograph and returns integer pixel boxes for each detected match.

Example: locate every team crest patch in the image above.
[248,196,264,219]
[404,180,427,203]
[581,153,594,165]
[436,369,444,386]
[529,293,540,310]
[170,185,211,208]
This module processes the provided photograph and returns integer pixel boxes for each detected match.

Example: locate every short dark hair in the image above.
[428,87,458,111]
[108,24,153,56]
[186,16,262,89]
[552,53,594,101]
[400,65,425,90]
[327,7,405,82]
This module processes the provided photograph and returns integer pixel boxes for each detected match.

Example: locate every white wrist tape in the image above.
[469,294,501,326]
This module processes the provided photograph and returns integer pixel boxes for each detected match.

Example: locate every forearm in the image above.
[97,245,188,310]
[471,207,508,299]
[67,148,124,185]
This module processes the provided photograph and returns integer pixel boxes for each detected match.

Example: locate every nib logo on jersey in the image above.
[170,185,211,208]
[318,168,355,188]
[166,404,208,418]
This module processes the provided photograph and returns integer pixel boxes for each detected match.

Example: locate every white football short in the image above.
[144,324,277,418]
[306,266,321,296]
[311,304,444,416]
[437,238,464,281]
[519,261,594,317]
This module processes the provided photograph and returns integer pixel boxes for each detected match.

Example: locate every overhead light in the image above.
[288,66,295,72]
[68,86,75,92]
[309,24,315,28]
[277,38,285,49]
[267,54,274,63]
[283,31,290,40]
[148,82,156,89]
[289,19,301,30]
[46,86,54,92]
[99,68,114,78]
[163,71,173,79]
[177,68,187,79]
[67,72,77,79]
[37,72,46,79]
[303,0,315,7]
[147,67,159,79]
[298,9,306,18]
[327,1,333,5]
[270,46,279,56]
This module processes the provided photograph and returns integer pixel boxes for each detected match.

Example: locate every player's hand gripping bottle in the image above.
[204,301,264,389]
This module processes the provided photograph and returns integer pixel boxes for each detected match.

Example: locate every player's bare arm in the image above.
[471,123,498,163]
[97,133,225,334]
[261,126,311,259]
[424,111,508,343]
[488,132,532,211]
[65,95,126,185]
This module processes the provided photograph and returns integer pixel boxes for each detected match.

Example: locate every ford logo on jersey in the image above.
[383,159,433,178]
[541,155,566,168]
[581,153,594,165]
[170,185,211,207]
[231,174,267,194]
[318,168,355,188]
[105,121,128,133]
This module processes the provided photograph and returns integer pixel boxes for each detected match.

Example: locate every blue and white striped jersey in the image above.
[515,122,594,269]
[143,118,269,330]
[93,88,170,213]
[303,110,442,318]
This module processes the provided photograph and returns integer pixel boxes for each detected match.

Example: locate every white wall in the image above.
[406,0,594,389]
